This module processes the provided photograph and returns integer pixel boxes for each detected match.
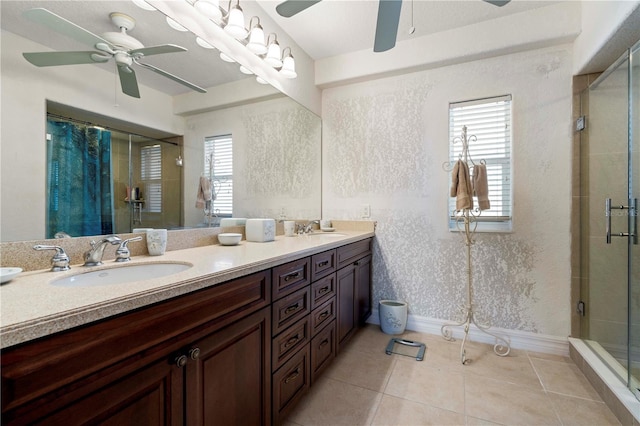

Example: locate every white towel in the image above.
[195,176,212,209]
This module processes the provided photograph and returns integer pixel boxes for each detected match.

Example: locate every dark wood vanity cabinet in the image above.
[336,239,372,353]
[1,237,372,426]
[1,271,271,425]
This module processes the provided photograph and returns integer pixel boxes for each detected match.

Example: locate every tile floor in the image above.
[284,325,622,426]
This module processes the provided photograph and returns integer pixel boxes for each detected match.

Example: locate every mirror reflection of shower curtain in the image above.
[46,119,115,238]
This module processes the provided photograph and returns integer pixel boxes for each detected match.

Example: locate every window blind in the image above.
[140,144,162,213]
[448,95,512,231]
[204,135,233,216]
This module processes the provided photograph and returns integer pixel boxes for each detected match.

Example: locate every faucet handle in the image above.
[115,236,143,263]
[33,245,71,272]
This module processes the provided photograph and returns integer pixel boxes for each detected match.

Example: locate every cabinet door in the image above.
[355,255,372,326]
[16,358,183,426]
[185,307,271,426]
[336,263,356,352]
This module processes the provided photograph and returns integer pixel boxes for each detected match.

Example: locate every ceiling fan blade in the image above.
[23,8,110,48]
[482,0,511,6]
[276,0,322,18]
[23,51,104,67]
[130,44,187,57]
[134,60,207,93]
[373,0,402,53]
[118,65,140,98]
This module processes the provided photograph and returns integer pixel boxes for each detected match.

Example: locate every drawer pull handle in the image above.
[318,286,330,295]
[318,260,329,267]
[284,303,300,314]
[284,335,300,348]
[284,368,300,384]
[318,311,329,320]
[284,271,301,282]
[320,339,329,348]
[175,354,188,368]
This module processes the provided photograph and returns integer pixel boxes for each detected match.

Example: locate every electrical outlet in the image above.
[362,204,371,218]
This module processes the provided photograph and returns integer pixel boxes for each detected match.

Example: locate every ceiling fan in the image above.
[275,0,511,53]
[21,8,207,98]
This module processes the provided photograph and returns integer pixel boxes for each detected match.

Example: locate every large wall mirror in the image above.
[0,1,321,243]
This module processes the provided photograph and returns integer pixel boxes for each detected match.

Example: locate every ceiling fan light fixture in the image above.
[224,1,248,39]
[194,0,222,20]
[264,33,282,68]
[280,47,297,78]
[246,17,267,55]
[166,16,188,32]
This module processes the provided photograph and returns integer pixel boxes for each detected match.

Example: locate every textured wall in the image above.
[322,45,574,337]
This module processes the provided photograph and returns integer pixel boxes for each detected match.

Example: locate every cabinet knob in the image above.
[175,354,188,368]
[189,347,201,360]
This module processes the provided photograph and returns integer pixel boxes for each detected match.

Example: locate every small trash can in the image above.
[379,300,408,334]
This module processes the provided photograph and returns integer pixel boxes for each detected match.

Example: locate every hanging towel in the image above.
[195,176,212,209]
[473,163,491,210]
[450,160,473,210]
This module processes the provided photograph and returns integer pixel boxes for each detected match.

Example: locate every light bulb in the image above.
[280,52,297,78]
[131,0,156,11]
[224,5,248,39]
[265,38,282,68]
[239,65,253,75]
[219,52,235,63]
[246,24,267,55]
[196,37,215,49]
[166,16,188,32]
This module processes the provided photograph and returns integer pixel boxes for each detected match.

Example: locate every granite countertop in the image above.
[0,230,374,349]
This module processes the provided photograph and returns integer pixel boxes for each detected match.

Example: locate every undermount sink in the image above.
[51,262,192,288]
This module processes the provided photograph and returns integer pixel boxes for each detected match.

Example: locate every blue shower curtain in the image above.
[46,119,114,238]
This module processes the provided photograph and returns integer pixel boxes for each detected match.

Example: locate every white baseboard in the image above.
[368,309,570,357]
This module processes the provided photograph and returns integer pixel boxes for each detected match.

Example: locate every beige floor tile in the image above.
[461,343,544,389]
[287,377,382,426]
[550,393,621,426]
[530,357,602,400]
[371,394,466,425]
[384,356,466,413]
[527,350,574,364]
[465,416,505,425]
[465,374,561,425]
[326,346,396,392]
[350,324,401,355]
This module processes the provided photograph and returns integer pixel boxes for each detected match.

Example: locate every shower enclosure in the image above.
[580,39,639,401]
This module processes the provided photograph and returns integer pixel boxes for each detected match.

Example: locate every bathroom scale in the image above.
[385,338,426,361]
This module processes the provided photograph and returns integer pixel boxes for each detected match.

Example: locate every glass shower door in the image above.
[581,41,639,401]
[629,39,639,401]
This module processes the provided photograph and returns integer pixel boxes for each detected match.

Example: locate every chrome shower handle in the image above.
[606,198,612,244]
[606,198,637,244]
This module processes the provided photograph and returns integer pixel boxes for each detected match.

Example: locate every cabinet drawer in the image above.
[311,273,336,309]
[311,320,335,385]
[272,316,310,371]
[311,249,336,281]
[336,239,372,269]
[272,344,310,425]
[272,257,311,300]
[272,286,311,336]
[310,297,336,336]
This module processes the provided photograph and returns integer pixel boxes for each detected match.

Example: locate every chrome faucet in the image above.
[33,245,71,272]
[84,236,121,266]
[297,220,320,234]
[115,236,143,262]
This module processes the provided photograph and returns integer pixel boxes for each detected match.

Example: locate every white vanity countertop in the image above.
[0,230,374,349]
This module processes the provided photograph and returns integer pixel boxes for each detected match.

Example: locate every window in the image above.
[204,135,233,216]
[448,95,512,232]
[140,144,162,213]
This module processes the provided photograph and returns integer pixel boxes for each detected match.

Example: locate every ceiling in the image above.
[0,0,577,97]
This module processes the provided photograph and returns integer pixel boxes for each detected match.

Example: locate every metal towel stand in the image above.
[441,126,511,364]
